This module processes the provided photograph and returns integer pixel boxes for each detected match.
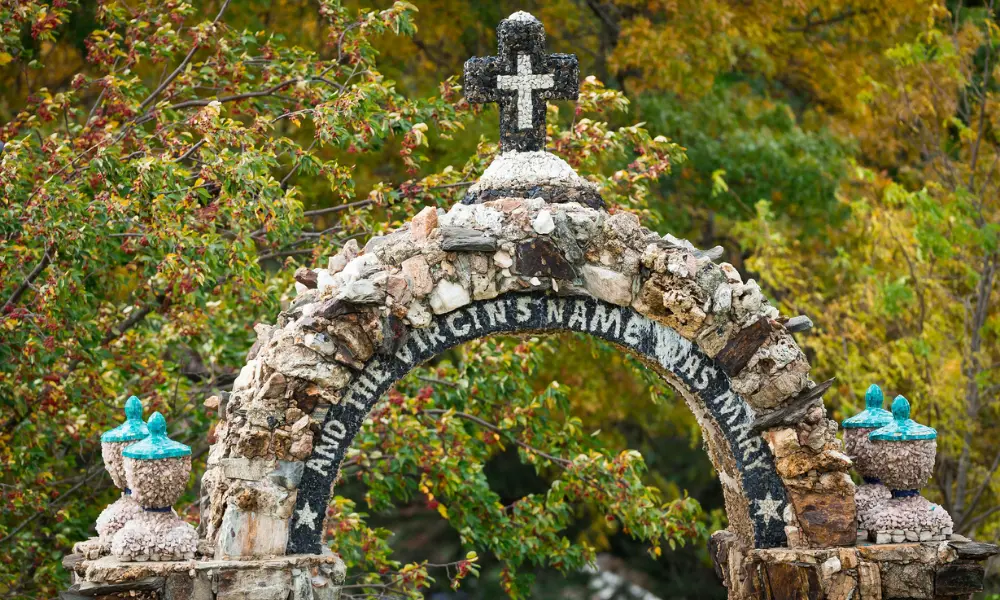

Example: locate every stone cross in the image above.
[463,11,579,153]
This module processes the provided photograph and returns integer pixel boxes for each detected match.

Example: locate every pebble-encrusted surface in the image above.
[203,198,823,555]
[854,482,891,531]
[869,438,936,490]
[101,441,133,489]
[95,493,143,546]
[867,496,954,543]
[463,11,579,153]
[842,427,881,480]
[125,456,191,508]
[110,510,198,562]
[464,151,603,208]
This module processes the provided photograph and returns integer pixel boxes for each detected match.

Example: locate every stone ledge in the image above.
[71,549,345,582]
[712,529,998,600]
[65,547,346,600]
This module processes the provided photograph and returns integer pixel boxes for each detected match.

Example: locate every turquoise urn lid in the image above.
[123,412,191,460]
[841,384,893,429]
[869,396,937,441]
[100,396,150,443]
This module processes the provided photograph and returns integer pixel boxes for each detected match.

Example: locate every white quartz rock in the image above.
[429,280,471,314]
[532,210,555,235]
[582,264,632,306]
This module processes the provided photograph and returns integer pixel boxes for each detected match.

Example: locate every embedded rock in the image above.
[581,264,632,306]
[786,484,857,548]
[515,238,575,279]
[409,206,438,241]
[440,226,498,252]
[532,209,555,234]
[429,279,471,314]
[401,255,433,297]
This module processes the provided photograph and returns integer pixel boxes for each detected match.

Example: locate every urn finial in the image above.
[842,383,892,429]
[865,384,883,409]
[869,395,937,441]
[101,396,150,443]
[123,412,192,460]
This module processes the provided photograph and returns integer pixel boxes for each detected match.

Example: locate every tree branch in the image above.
[959,447,1000,528]
[2,244,55,314]
[302,199,373,218]
[100,294,167,346]
[420,409,572,467]
[164,78,298,112]
[0,465,106,548]
[962,504,1000,532]
[137,0,232,113]
[785,7,875,33]
[968,0,995,194]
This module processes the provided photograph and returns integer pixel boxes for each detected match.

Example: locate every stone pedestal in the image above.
[710,529,998,600]
[61,549,345,600]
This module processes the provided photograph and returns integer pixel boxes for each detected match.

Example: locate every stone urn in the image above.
[111,412,198,561]
[866,396,953,543]
[841,384,892,539]
[79,396,151,557]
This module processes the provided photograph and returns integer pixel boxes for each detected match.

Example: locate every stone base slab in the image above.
[62,545,345,600]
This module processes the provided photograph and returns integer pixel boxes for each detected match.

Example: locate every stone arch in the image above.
[290,293,785,553]
[201,199,851,561]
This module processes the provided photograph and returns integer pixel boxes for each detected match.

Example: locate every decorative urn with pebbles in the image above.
[841,384,893,540]
[110,412,198,561]
[865,395,953,544]
[77,396,151,557]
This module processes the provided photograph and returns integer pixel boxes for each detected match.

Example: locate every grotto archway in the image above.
[290,293,786,553]
[201,199,854,562]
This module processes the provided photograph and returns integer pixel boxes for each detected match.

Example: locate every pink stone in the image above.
[401,256,433,297]
[409,206,438,241]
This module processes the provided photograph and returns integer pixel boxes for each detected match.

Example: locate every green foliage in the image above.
[335,338,704,598]
[3,0,1000,597]
[640,81,851,230]
[0,1,695,597]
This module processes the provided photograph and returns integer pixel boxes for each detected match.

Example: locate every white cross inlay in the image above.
[497,54,554,130]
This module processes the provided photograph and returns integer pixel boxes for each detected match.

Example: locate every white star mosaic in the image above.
[753,492,783,527]
[295,501,319,530]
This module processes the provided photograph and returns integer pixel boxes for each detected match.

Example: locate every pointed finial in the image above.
[148,411,167,436]
[125,395,143,420]
[122,411,191,460]
[101,395,150,443]
[864,384,884,409]
[842,383,893,429]
[891,395,910,421]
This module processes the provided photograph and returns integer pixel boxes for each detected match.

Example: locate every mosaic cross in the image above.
[463,11,579,153]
